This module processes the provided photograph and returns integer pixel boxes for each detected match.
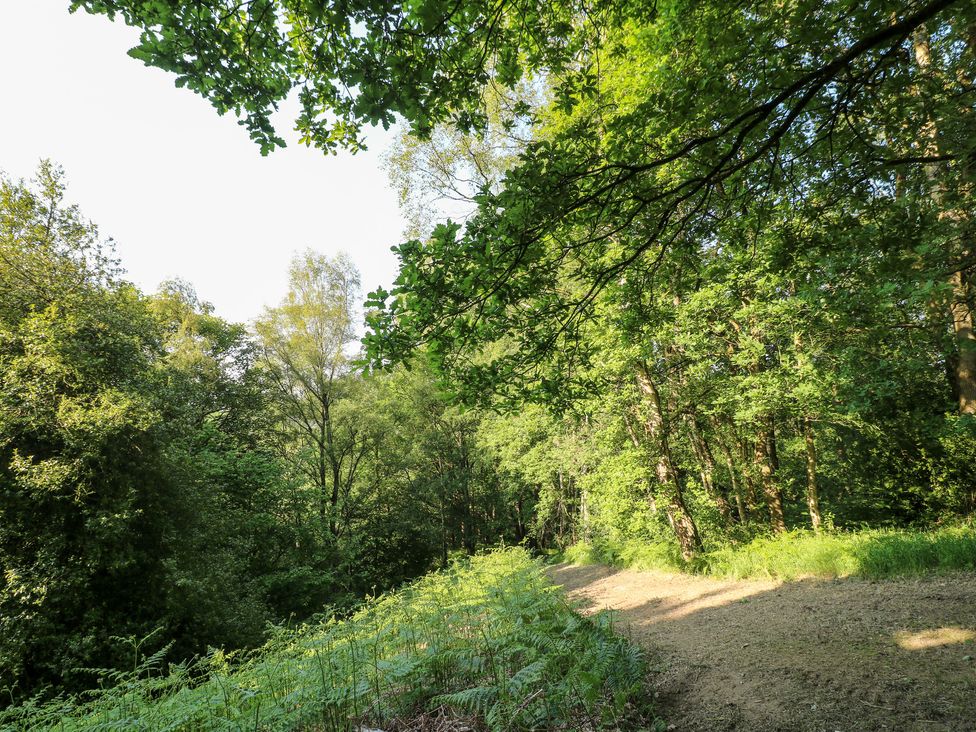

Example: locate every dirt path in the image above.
[549,564,976,732]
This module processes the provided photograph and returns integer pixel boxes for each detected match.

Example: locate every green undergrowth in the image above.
[559,525,976,581]
[0,548,653,731]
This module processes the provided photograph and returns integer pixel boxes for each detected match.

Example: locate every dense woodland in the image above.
[2,0,975,709]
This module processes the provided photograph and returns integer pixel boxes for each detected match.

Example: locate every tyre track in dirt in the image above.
[549,563,976,731]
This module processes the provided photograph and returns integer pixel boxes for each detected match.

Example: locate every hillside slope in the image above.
[0,551,649,731]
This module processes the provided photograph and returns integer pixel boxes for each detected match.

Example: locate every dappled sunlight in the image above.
[552,563,775,622]
[648,583,771,621]
[586,579,775,622]
[894,627,976,650]
[614,580,771,622]
[549,562,976,731]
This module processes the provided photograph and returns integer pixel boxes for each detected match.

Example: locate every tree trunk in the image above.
[738,438,759,513]
[579,485,591,542]
[731,471,747,524]
[321,395,342,537]
[440,490,449,565]
[688,417,735,526]
[625,410,659,514]
[804,417,823,532]
[947,274,976,414]
[316,403,333,530]
[754,420,786,533]
[330,459,341,536]
[461,451,476,554]
[766,420,780,472]
[913,28,976,415]
[514,497,526,542]
[636,364,702,560]
[715,434,749,523]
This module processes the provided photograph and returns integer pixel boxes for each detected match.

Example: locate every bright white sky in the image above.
[0,1,406,324]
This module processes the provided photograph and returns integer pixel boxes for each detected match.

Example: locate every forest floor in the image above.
[548,563,976,732]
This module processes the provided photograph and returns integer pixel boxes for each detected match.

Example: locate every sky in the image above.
[0,1,406,324]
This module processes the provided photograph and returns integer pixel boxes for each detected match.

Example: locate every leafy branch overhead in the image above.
[71,0,591,153]
[365,0,975,402]
[71,1,973,405]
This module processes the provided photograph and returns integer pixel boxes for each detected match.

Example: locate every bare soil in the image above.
[548,563,976,732]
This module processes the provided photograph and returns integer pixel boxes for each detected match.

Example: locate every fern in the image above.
[0,549,656,732]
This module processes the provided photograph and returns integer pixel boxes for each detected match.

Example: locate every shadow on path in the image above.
[549,563,976,732]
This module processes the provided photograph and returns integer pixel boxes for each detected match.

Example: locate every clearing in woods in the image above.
[549,563,976,732]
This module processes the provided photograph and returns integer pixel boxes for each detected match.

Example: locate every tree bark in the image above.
[715,432,749,523]
[804,417,823,532]
[913,28,976,414]
[514,497,526,542]
[636,364,702,560]
[324,396,342,537]
[738,437,759,513]
[754,420,786,533]
[766,420,780,473]
[579,485,592,542]
[688,417,735,526]
[625,410,659,514]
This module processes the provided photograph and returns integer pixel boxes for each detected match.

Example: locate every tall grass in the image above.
[559,526,976,581]
[0,549,653,731]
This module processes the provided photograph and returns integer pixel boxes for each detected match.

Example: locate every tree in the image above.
[384,78,545,239]
[0,164,165,693]
[1,166,321,699]
[0,160,119,313]
[362,1,972,398]
[255,251,364,537]
[78,1,973,407]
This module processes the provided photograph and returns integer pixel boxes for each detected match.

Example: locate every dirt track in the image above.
[548,564,976,732]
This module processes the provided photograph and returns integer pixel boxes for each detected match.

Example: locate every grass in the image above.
[558,525,976,581]
[0,548,654,732]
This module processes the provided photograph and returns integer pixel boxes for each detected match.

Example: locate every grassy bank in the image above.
[0,549,653,731]
[559,525,976,580]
